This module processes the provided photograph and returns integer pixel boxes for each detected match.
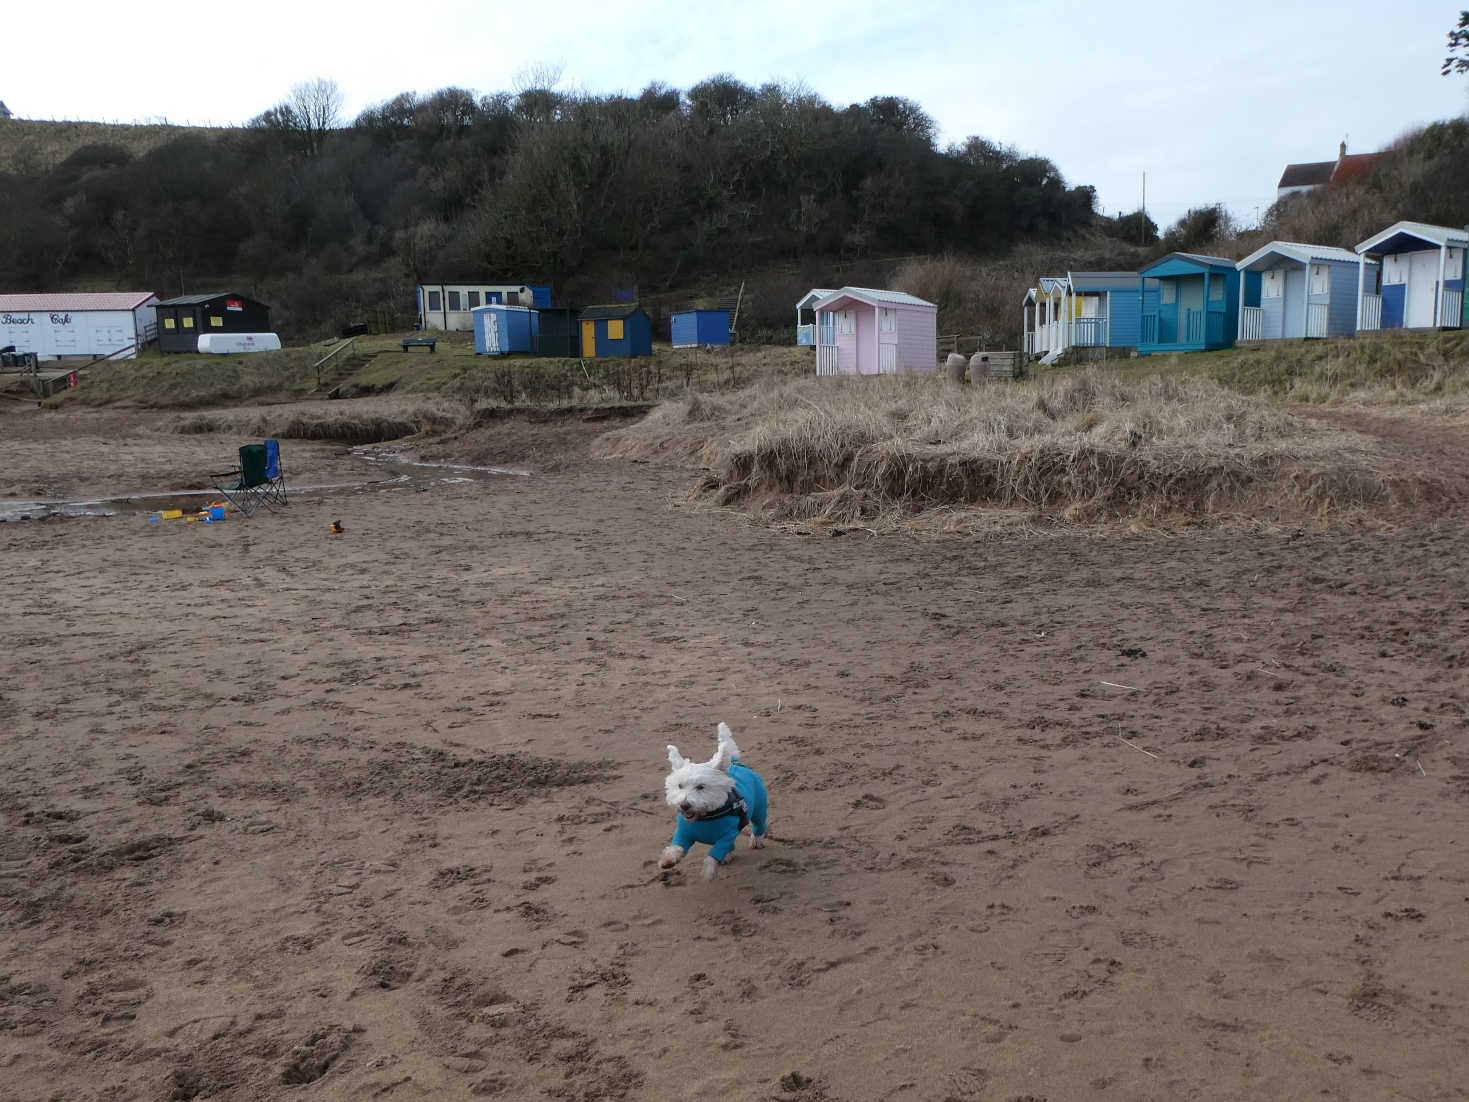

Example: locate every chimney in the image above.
[1339,139,1347,161]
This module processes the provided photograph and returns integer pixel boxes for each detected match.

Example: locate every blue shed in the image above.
[473,304,539,355]
[670,309,730,348]
[526,284,552,308]
[1137,252,1246,355]
[578,304,653,358]
[1236,242,1371,341]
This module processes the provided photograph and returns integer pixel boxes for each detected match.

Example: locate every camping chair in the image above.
[211,440,287,518]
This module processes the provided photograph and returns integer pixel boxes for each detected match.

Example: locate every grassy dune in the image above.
[596,370,1440,529]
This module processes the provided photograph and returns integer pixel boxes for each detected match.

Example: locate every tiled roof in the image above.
[1278,160,1334,189]
[0,291,157,312]
[1331,152,1383,185]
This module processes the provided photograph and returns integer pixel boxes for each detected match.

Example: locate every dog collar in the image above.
[682,793,749,831]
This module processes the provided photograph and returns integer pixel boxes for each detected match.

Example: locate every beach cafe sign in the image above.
[2,312,75,326]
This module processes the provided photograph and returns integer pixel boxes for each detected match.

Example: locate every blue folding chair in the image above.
[210,439,288,518]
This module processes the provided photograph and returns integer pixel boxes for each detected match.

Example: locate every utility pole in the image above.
[1141,172,1146,246]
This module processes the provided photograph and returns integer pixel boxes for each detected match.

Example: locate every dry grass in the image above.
[597,371,1439,529]
[171,397,463,444]
[0,118,228,172]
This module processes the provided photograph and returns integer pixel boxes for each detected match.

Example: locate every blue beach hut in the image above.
[670,309,730,348]
[472,304,539,355]
[1235,242,1370,341]
[1137,253,1245,355]
[577,305,653,357]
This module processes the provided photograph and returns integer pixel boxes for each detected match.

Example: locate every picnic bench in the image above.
[401,337,437,353]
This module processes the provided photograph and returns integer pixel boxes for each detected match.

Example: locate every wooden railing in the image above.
[1442,290,1463,329]
[1240,307,1264,341]
[1360,295,1382,331]
[1024,331,1036,355]
[1070,318,1107,347]
[1306,303,1328,339]
[1185,309,1204,345]
[816,347,838,375]
[1141,313,1159,344]
[796,324,815,346]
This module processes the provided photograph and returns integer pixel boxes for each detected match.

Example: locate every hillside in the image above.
[0,118,227,172]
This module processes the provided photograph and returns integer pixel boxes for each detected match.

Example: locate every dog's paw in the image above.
[701,856,720,881]
[659,845,685,869]
[750,833,767,849]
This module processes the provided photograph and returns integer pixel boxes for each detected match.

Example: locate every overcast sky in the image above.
[7,0,1468,228]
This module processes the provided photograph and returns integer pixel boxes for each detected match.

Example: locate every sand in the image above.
[1,400,1466,1101]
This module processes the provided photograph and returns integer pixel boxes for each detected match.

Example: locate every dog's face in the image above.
[664,741,734,818]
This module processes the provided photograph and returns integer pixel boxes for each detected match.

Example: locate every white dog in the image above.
[659,723,769,881]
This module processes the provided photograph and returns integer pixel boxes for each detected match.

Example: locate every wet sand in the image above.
[1,402,1467,1101]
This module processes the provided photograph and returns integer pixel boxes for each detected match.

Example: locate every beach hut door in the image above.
[485,312,501,354]
[1406,251,1438,328]
[581,320,596,356]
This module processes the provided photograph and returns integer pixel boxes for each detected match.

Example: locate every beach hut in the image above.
[794,288,835,346]
[1022,273,1142,363]
[531,307,579,357]
[1136,253,1243,355]
[472,304,539,355]
[807,287,937,376]
[577,305,653,357]
[1235,242,1370,341]
[670,309,730,348]
[155,293,271,354]
[1354,221,1466,332]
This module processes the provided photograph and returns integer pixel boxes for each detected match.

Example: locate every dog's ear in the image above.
[708,740,733,772]
[666,744,686,770]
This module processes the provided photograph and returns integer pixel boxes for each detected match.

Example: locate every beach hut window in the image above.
[879,308,896,332]
[163,317,176,330]
[607,319,625,340]
[1160,282,1176,305]
[1262,271,1283,299]
[838,311,855,334]
[1309,265,1329,294]
[182,315,194,329]
[1209,278,1225,302]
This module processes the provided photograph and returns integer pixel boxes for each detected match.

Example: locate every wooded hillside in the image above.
[0,78,1101,340]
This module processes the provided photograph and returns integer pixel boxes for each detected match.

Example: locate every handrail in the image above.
[312,337,357,389]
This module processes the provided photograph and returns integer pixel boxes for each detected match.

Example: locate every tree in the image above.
[250,78,343,155]
[289,78,344,155]
[1443,11,1469,75]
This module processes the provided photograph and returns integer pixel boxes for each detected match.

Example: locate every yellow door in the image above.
[580,320,596,356]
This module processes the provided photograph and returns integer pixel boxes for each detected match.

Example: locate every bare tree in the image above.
[289,77,344,155]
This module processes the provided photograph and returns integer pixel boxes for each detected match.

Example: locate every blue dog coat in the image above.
[670,761,768,862]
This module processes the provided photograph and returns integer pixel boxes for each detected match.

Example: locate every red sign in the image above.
[225,299,243,311]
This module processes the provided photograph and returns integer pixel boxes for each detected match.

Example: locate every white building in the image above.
[0,292,159,362]
[415,281,550,332]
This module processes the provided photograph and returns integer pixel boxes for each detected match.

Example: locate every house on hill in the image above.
[1355,221,1466,332]
[805,287,937,375]
[1276,141,1383,200]
[1137,253,1245,355]
[1235,242,1371,341]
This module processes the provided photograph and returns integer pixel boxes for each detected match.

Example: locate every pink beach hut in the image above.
[806,287,938,376]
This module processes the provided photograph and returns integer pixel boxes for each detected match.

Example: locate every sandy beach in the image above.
[1,400,1466,1101]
